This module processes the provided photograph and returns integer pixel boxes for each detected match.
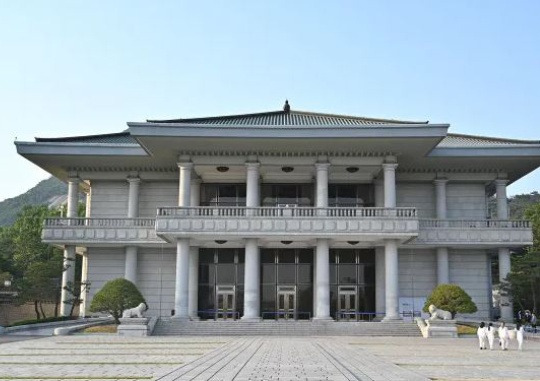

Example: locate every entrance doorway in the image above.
[261,249,313,320]
[215,285,236,320]
[337,286,357,321]
[277,285,296,319]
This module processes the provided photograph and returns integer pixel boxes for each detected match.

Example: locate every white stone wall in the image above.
[86,246,176,318]
[398,249,437,299]
[449,249,491,319]
[397,248,490,319]
[139,181,178,217]
[89,181,129,217]
[446,183,487,219]
[137,248,176,317]
[86,247,125,314]
[396,183,435,218]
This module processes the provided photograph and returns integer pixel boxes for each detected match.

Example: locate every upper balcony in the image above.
[41,211,533,249]
[42,217,163,246]
[155,206,419,244]
[412,219,532,248]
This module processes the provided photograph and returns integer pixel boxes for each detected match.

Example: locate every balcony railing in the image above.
[155,206,419,241]
[414,219,532,247]
[42,217,161,244]
[157,206,418,218]
[419,219,530,229]
[44,218,156,227]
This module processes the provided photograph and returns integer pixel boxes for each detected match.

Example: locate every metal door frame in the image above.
[215,285,236,320]
[276,285,296,320]
[337,285,357,321]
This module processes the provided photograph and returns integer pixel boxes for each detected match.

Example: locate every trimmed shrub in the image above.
[89,278,146,324]
[423,283,477,319]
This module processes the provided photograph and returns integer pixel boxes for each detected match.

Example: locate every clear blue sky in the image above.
[1,1,539,202]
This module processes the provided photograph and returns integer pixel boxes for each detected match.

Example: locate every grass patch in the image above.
[457,324,477,335]
[83,324,118,334]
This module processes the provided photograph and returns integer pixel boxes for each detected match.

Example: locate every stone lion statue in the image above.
[122,303,147,318]
[428,304,452,320]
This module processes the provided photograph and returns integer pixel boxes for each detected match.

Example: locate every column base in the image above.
[171,315,189,321]
[312,316,333,321]
[241,317,262,322]
[381,315,402,322]
[189,316,200,321]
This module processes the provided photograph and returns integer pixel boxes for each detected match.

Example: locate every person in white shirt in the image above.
[477,322,487,350]
[498,322,509,351]
[516,322,524,351]
[486,322,495,350]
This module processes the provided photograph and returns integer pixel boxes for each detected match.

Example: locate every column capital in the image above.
[382,163,398,171]
[177,162,193,170]
[127,176,141,184]
[245,161,260,169]
[67,175,80,183]
[315,162,330,171]
[494,179,509,187]
[433,178,448,186]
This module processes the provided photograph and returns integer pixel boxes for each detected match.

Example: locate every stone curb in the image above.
[54,318,115,335]
[2,317,110,334]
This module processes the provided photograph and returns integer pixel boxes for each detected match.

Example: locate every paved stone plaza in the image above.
[0,335,539,380]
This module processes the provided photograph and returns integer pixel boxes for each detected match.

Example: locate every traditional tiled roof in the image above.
[439,133,540,148]
[35,132,138,144]
[147,110,429,126]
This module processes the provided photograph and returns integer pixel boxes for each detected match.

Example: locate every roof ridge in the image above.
[147,109,428,124]
[447,133,540,144]
[146,110,284,123]
[35,131,131,143]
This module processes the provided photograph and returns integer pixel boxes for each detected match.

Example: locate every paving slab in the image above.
[0,334,539,380]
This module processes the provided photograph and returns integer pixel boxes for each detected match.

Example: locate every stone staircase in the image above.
[152,319,421,337]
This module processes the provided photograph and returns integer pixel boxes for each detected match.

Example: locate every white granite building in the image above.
[15,103,539,322]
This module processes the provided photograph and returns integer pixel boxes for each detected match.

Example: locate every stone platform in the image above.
[1,335,539,380]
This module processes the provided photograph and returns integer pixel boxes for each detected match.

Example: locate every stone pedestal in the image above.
[418,319,457,338]
[118,317,149,337]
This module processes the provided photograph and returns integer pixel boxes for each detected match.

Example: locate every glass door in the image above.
[337,285,357,321]
[277,285,296,320]
[215,285,236,320]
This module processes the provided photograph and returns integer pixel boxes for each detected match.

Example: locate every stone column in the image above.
[496,179,512,320]
[315,162,330,209]
[314,161,330,318]
[314,239,331,319]
[495,179,509,220]
[246,162,260,209]
[178,162,193,208]
[434,178,449,284]
[78,251,88,318]
[60,176,79,317]
[188,179,201,319]
[383,163,398,208]
[125,177,140,284]
[174,161,192,319]
[174,238,190,319]
[242,238,260,320]
[375,247,385,316]
[374,179,385,316]
[383,239,401,321]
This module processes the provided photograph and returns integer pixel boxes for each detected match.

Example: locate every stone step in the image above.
[152,319,422,336]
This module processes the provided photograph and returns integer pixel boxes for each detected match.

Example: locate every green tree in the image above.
[89,278,146,324]
[525,203,540,252]
[10,205,59,273]
[17,259,62,319]
[423,284,477,318]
